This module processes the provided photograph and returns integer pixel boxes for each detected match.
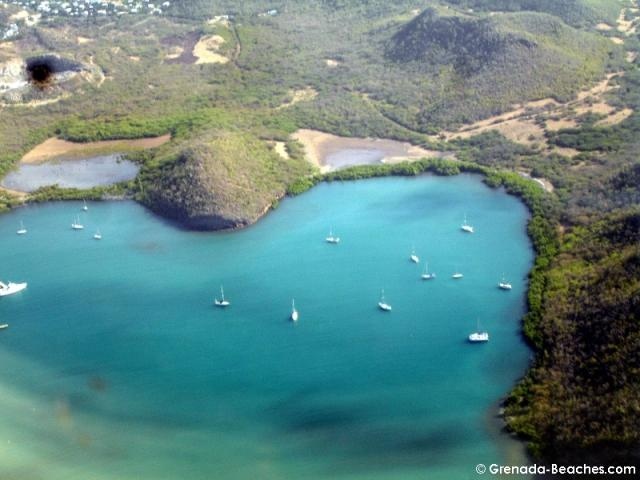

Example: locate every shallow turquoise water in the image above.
[0,175,533,479]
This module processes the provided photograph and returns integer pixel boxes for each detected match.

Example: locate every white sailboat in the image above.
[16,221,27,235]
[498,274,512,290]
[325,228,340,244]
[290,299,299,321]
[410,246,419,263]
[0,281,27,297]
[93,229,102,240]
[452,272,463,279]
[378,289,392,311]
[461,214,474,233]
[214,285,230,307]
[421,262,436,280]
[71,216,84,230]
[0,324,8,330]
[82,200,89,211]
[468,319,489,343]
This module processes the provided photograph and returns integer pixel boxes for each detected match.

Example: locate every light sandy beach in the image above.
[291,129,452,172]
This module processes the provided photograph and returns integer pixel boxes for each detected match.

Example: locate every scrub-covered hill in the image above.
[141,133,311,230]
[382,8,615,130]
[447,0,621,27]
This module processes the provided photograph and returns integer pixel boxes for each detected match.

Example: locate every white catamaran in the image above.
[0,281,27,297]
[93,229,102,240]
[82,200,89,211]
[410,246,419,263]
[214,285,230,307]
[468,319,489,343]
[71,216,84,230]
[290,299,299,321]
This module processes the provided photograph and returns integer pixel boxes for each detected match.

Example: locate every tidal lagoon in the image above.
[0,174,533,479]
[1,154,139,192]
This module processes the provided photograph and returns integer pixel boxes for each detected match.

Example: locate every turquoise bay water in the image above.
[0,175,533,479]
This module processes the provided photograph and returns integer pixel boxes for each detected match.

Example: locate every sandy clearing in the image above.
[207,16,231,27]
[596,107,633,126]
[596,23,613,31]
[518,170,554,193]
[448,117,545,146]
[546,118,578,131]
[129,56,141,62]
[269,141,290,159]
[610,37,624,45]
[9,10,41,26]
[617,8,636,34]
[77,36,93,44]
[277,87,318,109]
[165,46,184,60]
[0,185,28,200]
[21,134,171,163]
[325,59,340,67]
[575,73,618,101]
[431,72,624,154]
[292,129,451,172]
[551,147,580,158]
[626,51,638,63]
[574,102,616,117]
[193,35,229,64]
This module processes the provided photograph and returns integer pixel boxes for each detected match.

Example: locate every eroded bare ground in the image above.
[431,72,630,160]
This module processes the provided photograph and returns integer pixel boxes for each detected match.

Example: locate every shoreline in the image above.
[291,129,454,172]
[0,155,547,466]
[20,134,171,164]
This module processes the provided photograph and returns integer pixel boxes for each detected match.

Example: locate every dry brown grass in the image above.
[546,118,578,131]
[596,107,633,126]
[193,35,229,65]
[21,134,171,163]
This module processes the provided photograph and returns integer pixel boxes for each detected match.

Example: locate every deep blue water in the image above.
[0,175,533,479]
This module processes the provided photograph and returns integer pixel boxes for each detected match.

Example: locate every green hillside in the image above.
[140,133,312,229]
[381,8,616,130]
[447,0,621,27]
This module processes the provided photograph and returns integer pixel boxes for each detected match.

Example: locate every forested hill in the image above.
[381,8,615,130]
[446,0,621,27]
[387,9,528,73]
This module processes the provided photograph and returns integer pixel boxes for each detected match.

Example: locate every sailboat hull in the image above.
[0,282,27,297]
